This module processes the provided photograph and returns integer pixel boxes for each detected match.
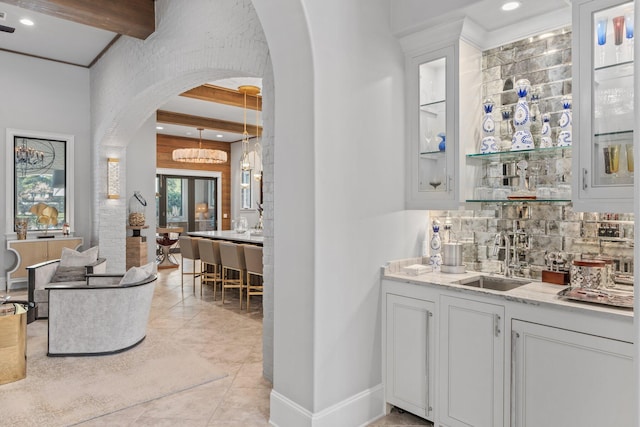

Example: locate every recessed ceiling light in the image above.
[156,126,164,130]
[501,1,520,11]
[216,134,223,138]
[20,18,33,26]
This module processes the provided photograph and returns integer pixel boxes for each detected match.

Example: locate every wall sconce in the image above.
[107,158,120,199]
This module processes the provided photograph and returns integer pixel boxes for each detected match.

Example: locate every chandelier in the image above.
[15,138,56,176]
[238,85,261,174]
[172,128,227,164]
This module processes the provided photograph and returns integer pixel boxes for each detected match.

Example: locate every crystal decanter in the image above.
[529,87,542,148]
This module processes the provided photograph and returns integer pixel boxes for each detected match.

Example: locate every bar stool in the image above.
[243,244,263,313]
[219,241,246,309]
[198,239,222,298]
[178,236,201,292]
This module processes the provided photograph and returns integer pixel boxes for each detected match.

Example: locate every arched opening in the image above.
[91,1,314,411]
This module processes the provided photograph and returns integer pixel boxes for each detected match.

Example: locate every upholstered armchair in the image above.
[27,247,106,319]
[47,270,157,356]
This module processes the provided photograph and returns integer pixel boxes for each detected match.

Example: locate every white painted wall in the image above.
[126,115,157,264]
[306,0,426,415]
[254,0,427,424]
[0,51,92,288]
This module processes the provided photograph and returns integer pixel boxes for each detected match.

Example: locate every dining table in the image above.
[187,229,264,246]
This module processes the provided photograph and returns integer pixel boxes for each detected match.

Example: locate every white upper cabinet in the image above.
[572,0,635,212]
[401,21,481,210]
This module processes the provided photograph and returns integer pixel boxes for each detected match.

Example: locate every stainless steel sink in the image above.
[454,275,530,292]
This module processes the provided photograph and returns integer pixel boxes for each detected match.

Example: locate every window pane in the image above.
[14,137,67,231]
[241,169,252,209]
[166,177,187,227]
[195,178,217,231]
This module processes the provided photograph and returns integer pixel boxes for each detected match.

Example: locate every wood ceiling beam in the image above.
[157,110,262,136]
[181,84,262,111]
[2,0,155,40]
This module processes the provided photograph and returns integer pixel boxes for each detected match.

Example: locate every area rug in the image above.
[0,331,227,426]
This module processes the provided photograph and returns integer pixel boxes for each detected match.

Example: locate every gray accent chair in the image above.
[46,273,157,356]
[219,241,246,309]
[178,236,201,292]
[27,258,107,319]
[198,239,222,298]
[243,244,264,312]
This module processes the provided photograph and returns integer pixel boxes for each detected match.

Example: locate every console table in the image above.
[6,236,83,291]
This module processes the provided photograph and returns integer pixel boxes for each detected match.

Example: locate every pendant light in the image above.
[238,85,261,172]
[172,128,227,164]
[252,86,263,182]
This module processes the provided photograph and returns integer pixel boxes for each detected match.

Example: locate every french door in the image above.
[156,174,218,232]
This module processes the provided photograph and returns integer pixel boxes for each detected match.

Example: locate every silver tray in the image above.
[557,287,634,309]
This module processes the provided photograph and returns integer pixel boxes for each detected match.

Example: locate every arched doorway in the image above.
[91,0,314,403]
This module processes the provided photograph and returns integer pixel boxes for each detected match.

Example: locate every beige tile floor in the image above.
[10,262,431,426]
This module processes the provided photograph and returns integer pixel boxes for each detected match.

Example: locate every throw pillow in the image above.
[119,266,149,285]
[50,266,87,283]
[59,246,99,267]
[140,261,157,276]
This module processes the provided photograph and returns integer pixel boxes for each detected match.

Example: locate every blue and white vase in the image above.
[429,220,442,271]
[511,79,535,151]
[557,96,572,147]
[540,113,553,148]
[480,98,498,153]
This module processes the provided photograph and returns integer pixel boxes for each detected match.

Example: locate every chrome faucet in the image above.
[493,231,512,277]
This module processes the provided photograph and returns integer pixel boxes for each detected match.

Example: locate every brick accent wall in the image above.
[90,0,274,378]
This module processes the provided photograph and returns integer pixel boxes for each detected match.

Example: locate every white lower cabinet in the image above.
[511,320,634,427]
[382,279,633,427]
[385,293,435,420]
[439,295,504,427]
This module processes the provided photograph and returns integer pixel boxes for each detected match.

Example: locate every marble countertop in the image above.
[188,229,264,245]
[383,259,633,320]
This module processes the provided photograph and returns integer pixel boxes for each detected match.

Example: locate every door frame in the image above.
[156,168,223,231]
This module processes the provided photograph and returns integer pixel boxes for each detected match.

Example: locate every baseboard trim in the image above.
[269,383,385,427]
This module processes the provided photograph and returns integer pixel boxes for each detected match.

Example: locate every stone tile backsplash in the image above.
[431,205,634,280]
[429,28,635,281]
[481,26,572,151]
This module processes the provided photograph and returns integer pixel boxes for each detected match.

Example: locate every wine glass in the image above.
[429,180,442,190]
[424,130,434,152]
[428,167,442,190]
[596,16,608,66]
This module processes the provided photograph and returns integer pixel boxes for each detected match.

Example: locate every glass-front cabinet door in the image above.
[406,45,457,209]
[419,57,447,193]
[573,0,634,212]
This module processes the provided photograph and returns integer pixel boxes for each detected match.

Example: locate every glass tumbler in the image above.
[234,216,248,234]
[609,144,621,174]
[625,143,634,172]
